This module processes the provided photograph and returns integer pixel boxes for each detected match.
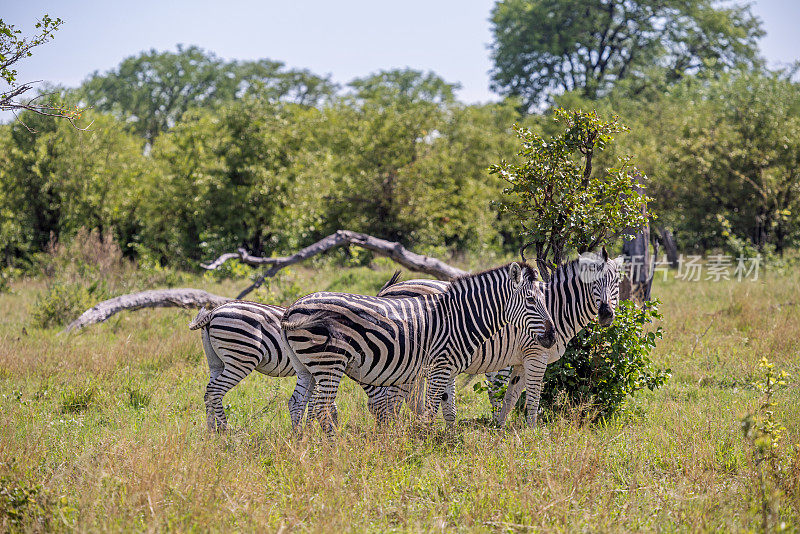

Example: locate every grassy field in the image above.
[1,260,799,532]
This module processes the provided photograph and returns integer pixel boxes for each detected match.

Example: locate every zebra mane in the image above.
[448,262,537,293]
[549,258,583,283]
[550,256,616,284]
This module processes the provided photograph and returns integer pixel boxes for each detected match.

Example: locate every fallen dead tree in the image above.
[63,230,466,333]
[203,230,467,300]
[63,289,231,333]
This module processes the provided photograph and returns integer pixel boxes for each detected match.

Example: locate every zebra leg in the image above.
[201,329,256,432]
[441,379,457,425]
[420,365,452,425]
[522,354,549,428]
[363,384,389,424]
[201,329,225,430]
[486,366,513,417]
[363,384,407,425]
[309,362,347,437]
[204,364,253,432]
[288,370,315,432]
[495,366,525,426]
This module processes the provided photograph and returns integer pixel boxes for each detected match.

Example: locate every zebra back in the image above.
[203,300,294,377]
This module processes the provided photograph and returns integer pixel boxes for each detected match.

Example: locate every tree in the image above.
[492,108,648,279]
[0,15,86,128]
[81,45,336,144]
[666,70,800,253]
[489,0,763,110]
[321,70,460,244]
[0,110,148,262]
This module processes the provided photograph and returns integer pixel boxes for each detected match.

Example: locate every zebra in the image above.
[281,262,557,435]
[487,248,624,426]
[370,247,624,427]
[189,270,407,432]
[189,300,305,431]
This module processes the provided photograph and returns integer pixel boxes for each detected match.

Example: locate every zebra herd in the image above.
[190,248,623,436]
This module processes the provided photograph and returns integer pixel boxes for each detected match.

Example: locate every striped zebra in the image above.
[189,301,306,431]
[371,248,624,427]
[189,271,407,432]
[487,249,624,425]
[281,262,556,435]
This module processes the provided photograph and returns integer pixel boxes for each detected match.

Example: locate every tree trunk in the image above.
[622,178,653,303]
[63,289,231,333]
[657,226,679,267]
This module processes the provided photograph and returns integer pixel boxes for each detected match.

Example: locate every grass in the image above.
[0,261,799,531]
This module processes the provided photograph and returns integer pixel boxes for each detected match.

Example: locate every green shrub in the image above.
[0,474,52,531]
[60,386,97,414]
[30,280,107,328]
[540,299,670,420]
[124,386,150,410]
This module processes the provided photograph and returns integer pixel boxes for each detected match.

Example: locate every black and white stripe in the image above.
[487,250,623,426]
[371,249,623,427]
[190,300,298,431]
[281,262,556,434]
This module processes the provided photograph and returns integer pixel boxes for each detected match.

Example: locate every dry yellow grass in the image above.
[0,264,798,532]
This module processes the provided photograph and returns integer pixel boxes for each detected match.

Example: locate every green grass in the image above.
[1,263,799,531]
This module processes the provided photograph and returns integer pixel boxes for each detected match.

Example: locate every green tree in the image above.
[321,70,459,244]
[489,0,763,110]
[81,45,336,144]
[0,109,147,262]
[666,71,800,253]
[493,108,648,278]
[143,100,330,266]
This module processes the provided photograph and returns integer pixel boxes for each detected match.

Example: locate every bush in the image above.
[60,386,97,414]
[31,280,107,328]
[540,299,670,420]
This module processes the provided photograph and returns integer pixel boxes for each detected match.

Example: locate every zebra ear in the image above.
[601,246,609,262]
[613,255,625,269]
[508,262,523,290]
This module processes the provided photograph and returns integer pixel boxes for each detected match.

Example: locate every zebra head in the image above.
[578,247,624,327]
[506,262,556,348]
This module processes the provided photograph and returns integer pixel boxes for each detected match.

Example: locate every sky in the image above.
[3,0,800,108]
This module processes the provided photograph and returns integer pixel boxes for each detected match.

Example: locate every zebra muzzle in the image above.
[537,320,556,348]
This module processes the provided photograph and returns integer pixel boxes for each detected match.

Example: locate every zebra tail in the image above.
[378,270,403,294]
[281,312,341,346]
[189,306,213,330]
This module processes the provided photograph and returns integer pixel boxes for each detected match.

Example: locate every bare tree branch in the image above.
[63,289,231,333]
[202,230,468,299]
[64,230,468,332]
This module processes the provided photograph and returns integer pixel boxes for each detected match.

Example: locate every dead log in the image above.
[204,230,468,299]
[63,289,231,333]
[64,231,467,332]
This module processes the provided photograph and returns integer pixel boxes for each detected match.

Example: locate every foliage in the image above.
[29,228,137,328]
[0,15,88,126]
[665,71,800,253]
[0,473,53,531]
[60,385,97,414]
[80,45,337,144]
[540,299,669,420]
[492,108,649,277]
[742,358,799,530]
[30,278,106,328]
[0,110,148,261]
[489,0,764,110]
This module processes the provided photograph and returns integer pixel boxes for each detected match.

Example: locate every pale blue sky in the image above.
[3,0,799,106]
